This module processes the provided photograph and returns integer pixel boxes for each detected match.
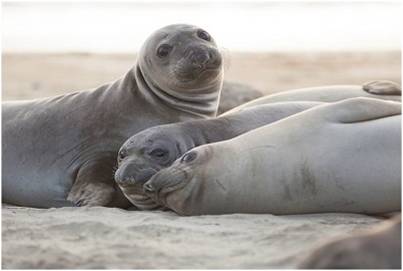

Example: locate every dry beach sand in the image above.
[1,51,401,268]
[2,206,383,269]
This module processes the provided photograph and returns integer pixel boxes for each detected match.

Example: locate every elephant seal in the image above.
[114,101,322,209]
[2,24,223,208]
[143,97,401,215]
[224,80,401,114]
[114,81,400,209]
[299,215,401,269]
[218,82,263,114]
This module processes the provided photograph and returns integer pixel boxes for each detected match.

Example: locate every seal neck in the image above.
[134,64,222,119]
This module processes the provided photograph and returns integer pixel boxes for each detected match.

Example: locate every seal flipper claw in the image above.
[74,199,83,207]
[52,199,76,207]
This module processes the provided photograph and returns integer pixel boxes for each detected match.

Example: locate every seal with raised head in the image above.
[2,24,224,208]
[143,97,401,215]
[114,81,400,209]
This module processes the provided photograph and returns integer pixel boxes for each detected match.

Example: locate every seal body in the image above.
[2,24,224,208]
[218,82,263,114]
[115,81,400,210]
[225,83,401,114]
[115,101,322,209]
[144,98,401,215]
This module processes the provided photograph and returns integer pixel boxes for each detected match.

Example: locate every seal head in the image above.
[136,24,223,117]
[114,124,197,209]
[142,146,218,215]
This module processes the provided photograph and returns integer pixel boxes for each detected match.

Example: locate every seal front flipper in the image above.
[67,158,131,208]
[68,182,115,207]
[363,80,401,95]
[320,97,401,124]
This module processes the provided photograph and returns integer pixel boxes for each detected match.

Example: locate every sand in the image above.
[2,205,383,269]
[2,51,400,268]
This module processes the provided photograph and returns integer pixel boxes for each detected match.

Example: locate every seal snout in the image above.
[186,45,221,71]
[190,50,210,68]
[143,165,190,203]
[115,161,157,186]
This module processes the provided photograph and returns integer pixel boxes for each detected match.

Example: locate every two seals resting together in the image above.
[116,82,401,214]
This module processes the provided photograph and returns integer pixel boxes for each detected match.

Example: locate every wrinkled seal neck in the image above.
[134,62,222,119]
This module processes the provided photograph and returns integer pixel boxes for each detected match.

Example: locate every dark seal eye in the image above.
[149,148,168,158]
[118,149,128,162]
[181,151,197,163]
[197,30,211,41]
[157,44,172,58]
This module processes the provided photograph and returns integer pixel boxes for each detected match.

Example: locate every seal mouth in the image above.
[120,185,161,210]
[116,170,162,210]
[115,162,159,184]
[130,194,161,210]
[172,47,222,84]
[143,165,192,206]
[173,66,221,84]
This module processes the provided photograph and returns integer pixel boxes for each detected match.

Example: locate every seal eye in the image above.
[157,44,172,58]
[118,149,128,162]
[150,148,167,159]
[197,30,211,41]
[181,151,197,163]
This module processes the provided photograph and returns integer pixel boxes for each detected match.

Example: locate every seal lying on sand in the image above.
[223,80,401,114]
[115,101,322,209]
[143,98,401,215]
[2,24,224,208]
[115,81,401,209]
[299,215,401,269]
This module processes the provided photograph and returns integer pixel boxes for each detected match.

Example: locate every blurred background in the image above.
[2,0,401,100]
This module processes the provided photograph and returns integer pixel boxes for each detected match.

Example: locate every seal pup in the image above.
[115,81,400,209]
[2,24,223,208]
[115,101,322,209]
[144,98,401,215]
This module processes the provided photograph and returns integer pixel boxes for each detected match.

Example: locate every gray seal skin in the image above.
[114,81,401,210]
[218,82,263,114]
[2,24,223,208]
[115,101,323,209]
[143,97,401,216]
[224,80,401,114]
[299,215,401,269]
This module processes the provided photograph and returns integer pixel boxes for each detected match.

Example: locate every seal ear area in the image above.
[317,97,401,124]
[363,80,401,96]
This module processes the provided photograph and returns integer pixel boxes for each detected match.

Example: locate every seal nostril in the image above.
[197,53,209,65]
[190,50,209,67]
[144,183,155,193]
